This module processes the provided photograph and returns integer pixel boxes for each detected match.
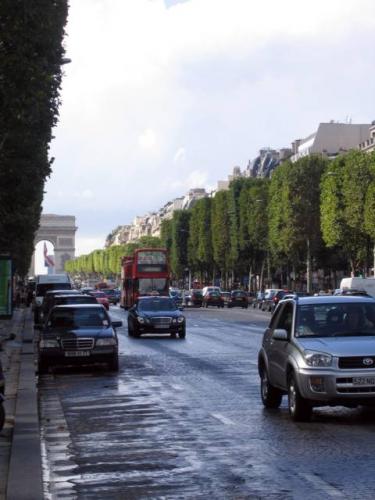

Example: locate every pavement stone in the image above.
[0,307,43,500]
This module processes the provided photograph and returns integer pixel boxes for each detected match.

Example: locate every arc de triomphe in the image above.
[29,214,77,276]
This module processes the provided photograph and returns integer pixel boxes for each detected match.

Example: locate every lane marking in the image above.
[298,473,345,498]
[170,384,184,391]
[211,413,235,425]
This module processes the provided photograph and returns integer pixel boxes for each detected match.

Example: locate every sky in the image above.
[42,0,375,260]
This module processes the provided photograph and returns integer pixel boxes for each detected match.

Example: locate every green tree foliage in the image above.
[170,210,191,279]
[211,190,231,281]
[0,0,68,276]
[321,150,374,274]
[187,197,213,279]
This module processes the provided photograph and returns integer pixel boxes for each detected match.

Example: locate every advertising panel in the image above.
[0,257,12,318]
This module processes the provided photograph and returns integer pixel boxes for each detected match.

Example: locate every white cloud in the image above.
[173,147,186,163]
[138,129,157,150]
[75,236,107,256]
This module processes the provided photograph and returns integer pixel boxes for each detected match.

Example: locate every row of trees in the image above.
[0,1,68,276]
[65,236,162,279]
[159,150,375,291]
[66,149,375,292]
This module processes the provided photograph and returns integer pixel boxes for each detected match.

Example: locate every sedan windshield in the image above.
[295,302,375,337]
[49,308,109,328]
[138,299,177,312]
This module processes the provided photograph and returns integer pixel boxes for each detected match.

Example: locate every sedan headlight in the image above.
[177,316,185,324]
[96,338,117,346]
[39,339,59,348]
[137,316,145,324]
[304,350,333,367]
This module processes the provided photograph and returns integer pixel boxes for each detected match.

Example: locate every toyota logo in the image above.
[363,358,374,366]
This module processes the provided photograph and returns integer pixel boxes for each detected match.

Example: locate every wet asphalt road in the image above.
[39,305,375,499]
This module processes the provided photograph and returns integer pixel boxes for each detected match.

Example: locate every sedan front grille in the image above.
[151,317,172,327]
[338,356,375,369]
[61,338,95,350]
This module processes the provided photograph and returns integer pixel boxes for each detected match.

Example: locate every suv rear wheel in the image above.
[288,374,312,421]
[260,367,282,408]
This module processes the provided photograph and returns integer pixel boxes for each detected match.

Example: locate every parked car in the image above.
[252,291,265,309]
[221,291,231,306]
[185,289,203,307]
[270,290,293,312]
[203,291,224,308]
[88,290,110,310]
[127,296,186,338]
[246,291,256,306]
[258,295,375,421]
[101,288,119,305]
[227,290,248,309]
[37,304,122,373]
[261,289,284,312]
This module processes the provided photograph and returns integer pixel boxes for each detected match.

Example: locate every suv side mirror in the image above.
[272,328,288,341]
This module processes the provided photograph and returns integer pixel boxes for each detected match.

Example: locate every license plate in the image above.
[353,377,375,386]
[64,351,91,357]
[155,324,168,329]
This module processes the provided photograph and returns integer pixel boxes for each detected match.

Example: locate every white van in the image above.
[33,274,72,322]
[339,277,375,298]
[202,286,222,297]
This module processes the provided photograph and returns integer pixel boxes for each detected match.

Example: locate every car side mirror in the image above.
[112,321,123,328]
[272,328,288,341]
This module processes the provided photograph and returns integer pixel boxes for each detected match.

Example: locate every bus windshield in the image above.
[138,278,168,295]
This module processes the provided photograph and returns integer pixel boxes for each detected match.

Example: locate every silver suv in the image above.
[258,296,375,421]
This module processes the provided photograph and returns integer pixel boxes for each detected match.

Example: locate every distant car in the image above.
[227,290,248,309]
[88,291,110,310]
[37,304,122,373]
[202,286,221,297]
[253,291,265,309]
[101,288,119,305]
[203,291,224,308]
[221,291,231,306]
[127,296,186,338]
[169,289,183,307]
[246,291,256,306]
[261,289,284,312]
[41,289,82,323]
[333,289,370,297]
[185,289,203,307]
[258,295,375,421]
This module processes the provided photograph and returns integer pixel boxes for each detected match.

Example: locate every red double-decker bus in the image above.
[120,248,170,309]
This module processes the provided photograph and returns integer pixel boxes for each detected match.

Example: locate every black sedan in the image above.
[37,304,122,373]
[227,290,248,308]
[127,296,186,339]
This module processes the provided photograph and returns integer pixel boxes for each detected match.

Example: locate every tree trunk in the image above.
[248,265,252,292]
[260,260,265,291]
[306,239,312,294]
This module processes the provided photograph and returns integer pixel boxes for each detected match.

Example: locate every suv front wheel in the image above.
[260,367,282,408]
[288,374,312,421]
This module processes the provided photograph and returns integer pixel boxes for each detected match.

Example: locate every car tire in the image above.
[260,367,282,409]
[179,326,186,339]
[108,354,119,372]
[0,404,5,431]
[288,374,312,421]
[127,321,133,337]
[38,359,49,375]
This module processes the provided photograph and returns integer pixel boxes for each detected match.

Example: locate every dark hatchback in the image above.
[227,290,248,309]
[101,288,119,305]
[203,291,224,308]
[127,296,186,338]
[37,304,122,373]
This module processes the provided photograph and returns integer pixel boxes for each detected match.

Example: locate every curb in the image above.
[6,310,43,500]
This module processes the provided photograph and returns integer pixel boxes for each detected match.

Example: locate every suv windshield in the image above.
[138,299,177,312]
[295,302,375,338]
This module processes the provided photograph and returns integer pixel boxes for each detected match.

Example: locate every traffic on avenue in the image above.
[38,300,375,499]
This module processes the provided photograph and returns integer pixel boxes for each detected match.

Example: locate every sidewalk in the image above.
[0,307,43,500]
